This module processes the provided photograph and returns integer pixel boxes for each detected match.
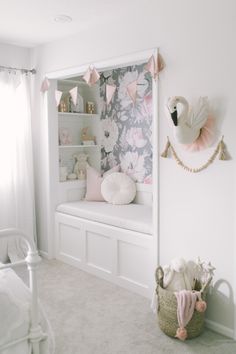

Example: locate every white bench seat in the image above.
[55,200,154,298]
[56,201,152,235]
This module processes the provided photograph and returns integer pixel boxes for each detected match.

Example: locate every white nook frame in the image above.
[0,228,46,354]
[45,48,159,296]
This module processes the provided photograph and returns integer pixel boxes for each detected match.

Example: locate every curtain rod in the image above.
[0,65,36,75]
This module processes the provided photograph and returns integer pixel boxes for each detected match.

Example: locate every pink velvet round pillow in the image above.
[101,172,136,205]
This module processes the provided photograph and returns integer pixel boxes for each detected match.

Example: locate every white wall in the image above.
[0,42,30,68]
[31,0,236,336]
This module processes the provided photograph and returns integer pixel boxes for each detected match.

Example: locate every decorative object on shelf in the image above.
[81,127,96,145]
[106,84,116,105]
[59,166,68,182]
[145,53,165,80]
[40,77,50,92]
[166,96,215,148]
[59,100,67,112]
[59,127,72,145]
[161,136,228,173]
[86,101,95,114]
[55,90,63,107]
[73,153,89,179]
[83,65,100,86]
[78,170,86,180]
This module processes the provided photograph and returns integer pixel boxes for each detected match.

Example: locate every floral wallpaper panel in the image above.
[100,63,153,184]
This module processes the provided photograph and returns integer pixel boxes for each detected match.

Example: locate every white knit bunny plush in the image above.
[163,258,194,291]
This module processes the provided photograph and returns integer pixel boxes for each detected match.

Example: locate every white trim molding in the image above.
[39,250,50,259]
[46,48,156,79]
[205,319,234,339]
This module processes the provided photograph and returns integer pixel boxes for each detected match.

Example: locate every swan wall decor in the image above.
[166,96,215,151]
[161,96,228,173]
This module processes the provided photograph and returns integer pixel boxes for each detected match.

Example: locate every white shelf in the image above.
[59,144,100,149]
[58,112,99,117]
[58,79,87,86]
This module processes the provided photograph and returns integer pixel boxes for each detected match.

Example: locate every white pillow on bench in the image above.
[101,172,136,205]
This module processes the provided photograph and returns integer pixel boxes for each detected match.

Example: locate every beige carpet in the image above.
[19,259,236,354]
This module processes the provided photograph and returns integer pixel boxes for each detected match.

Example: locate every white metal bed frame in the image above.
[0,228,47,354]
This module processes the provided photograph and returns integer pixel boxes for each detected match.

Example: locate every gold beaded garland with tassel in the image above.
[218,136,227,160]
[161,136,227,173]
[161,139,171,158]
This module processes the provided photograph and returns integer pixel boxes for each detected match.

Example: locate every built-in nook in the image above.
[46,49,159,297]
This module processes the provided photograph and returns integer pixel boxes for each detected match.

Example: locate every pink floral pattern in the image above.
[100,63,153,183]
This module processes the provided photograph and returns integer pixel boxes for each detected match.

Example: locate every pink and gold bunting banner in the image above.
[145,53,165,80]
[90,67,100,85]
[83,66,100,86]
[127,80,138,103]
[40,77,50,92]
[157,53,165,73]
[106,84,116,105]
[69,86,78,106]
[83,67,91,85]
[145,55,156,79]
[55,90,63,107]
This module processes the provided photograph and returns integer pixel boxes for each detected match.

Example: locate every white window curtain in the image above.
[0,71,36,262]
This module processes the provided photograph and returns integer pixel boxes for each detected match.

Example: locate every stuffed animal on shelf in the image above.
[81,127,95,145]
[73,153,89,179]
[59,127,72,145]
[163,258,194,292]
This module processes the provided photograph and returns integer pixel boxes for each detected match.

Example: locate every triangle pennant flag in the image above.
[157,53,165,74]
[106,84,116,105]
[127,80,138,103]
[90,67,100,85]
[145,55,156,79]
[83,66,100,86]
[69,86,78,106]
[83,67,92,85]
[55,90,63,107]
[145,53,165,80]
[40,77,50,92]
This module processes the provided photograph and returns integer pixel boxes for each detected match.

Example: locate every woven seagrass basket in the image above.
[155,266,211,339]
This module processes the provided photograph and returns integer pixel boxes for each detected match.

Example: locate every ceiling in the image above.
[0,0,137,47]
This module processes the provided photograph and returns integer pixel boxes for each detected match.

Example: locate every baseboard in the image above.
[39,250,50,259]
[205,319,234,339]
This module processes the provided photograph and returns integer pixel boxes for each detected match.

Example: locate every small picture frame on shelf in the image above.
[59,127,72,145]
[86,101,95,114]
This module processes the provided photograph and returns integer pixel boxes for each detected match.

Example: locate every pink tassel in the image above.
[195,300,207,313]
[175,327,188,341]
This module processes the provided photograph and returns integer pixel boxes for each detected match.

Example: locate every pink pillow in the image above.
[85,165,120,201]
